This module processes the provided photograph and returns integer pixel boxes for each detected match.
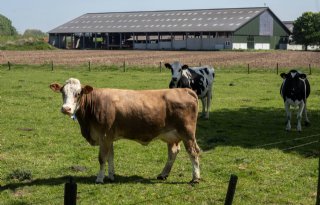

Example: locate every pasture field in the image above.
[0,64,320,205]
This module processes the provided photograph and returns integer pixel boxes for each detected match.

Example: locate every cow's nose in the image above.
[172,77,178,81]
[61,106,71,114]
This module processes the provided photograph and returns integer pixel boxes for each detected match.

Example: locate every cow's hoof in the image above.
[95,180,104,184]
[157,175,167,180]
[189,178,200,185]
[305,121,311,127]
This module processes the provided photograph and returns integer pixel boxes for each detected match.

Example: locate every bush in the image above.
[0,36,55,50]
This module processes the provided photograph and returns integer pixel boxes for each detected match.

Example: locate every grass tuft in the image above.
[7,169,32,182]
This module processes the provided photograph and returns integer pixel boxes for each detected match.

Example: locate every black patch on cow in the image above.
[280,70,310,103]
[204,68,210,75]
[187,69,206,96]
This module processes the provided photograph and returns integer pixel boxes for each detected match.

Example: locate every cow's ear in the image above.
[280,73,287,79]
[182,65,189,70]
[50,83,62,92]
[299,74,307,79]
[164,63,172,69]
[82,85,93,94]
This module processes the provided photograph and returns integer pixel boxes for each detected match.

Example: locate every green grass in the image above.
[0,65,320,204]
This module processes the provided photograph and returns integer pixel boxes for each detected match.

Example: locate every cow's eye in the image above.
[179,69,182,72]
[74,93,80,97]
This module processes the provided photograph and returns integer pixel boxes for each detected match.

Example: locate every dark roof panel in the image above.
[49,7,268,33]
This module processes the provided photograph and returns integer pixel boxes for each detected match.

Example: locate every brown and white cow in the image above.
[50,78,200,183]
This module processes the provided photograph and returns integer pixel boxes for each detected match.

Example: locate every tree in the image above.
[293,12,320,50]
[23,29,47,37]
[0,14,18,36]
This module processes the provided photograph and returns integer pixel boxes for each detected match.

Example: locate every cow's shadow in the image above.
[0,175,186,192]
[196,107,320,157]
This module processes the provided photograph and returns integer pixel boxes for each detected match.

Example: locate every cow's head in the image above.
[280,70,307,80]
[280,70,307,97]
[50,78,93,116]
[165,61,189,88]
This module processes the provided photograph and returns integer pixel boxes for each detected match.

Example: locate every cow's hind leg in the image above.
[96,141,114,183]
[200,97,207,119]
[183,139,201,183]
[157,142,180,180]
[303,101,310,126]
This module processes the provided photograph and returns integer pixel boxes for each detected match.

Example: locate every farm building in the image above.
[48,7,291,50]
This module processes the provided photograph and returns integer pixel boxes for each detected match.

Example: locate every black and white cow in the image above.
[280,70,310,131]
[165,61,215,119]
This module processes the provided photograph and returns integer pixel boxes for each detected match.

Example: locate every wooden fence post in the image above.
[247,64,250,74]
[51,61,54,71]
[8,61,11,70]
[64,177,77,205]
[316,140,320,205]
[88,61,91,72]
[309,64,312,75]
[276,63,279,75]
[160,62,162,73]
[224,175,238,205]
[123,61,126,72]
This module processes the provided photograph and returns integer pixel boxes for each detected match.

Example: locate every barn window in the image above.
[225,41,231,46]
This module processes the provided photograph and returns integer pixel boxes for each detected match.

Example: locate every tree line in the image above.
[0,14,46,37]
[293,12,320,50]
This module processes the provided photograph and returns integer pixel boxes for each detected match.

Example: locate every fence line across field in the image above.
[1,61,317,75]
[255,134,320,149]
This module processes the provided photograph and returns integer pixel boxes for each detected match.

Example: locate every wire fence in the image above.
[16,132,318,205]
[1,60,319,78]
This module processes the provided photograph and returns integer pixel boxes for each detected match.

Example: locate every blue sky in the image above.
[1,0,319,33]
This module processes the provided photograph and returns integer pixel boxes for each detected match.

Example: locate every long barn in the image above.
[48,7,290,50]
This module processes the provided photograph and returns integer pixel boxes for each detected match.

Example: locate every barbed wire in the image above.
[255,133,320,149]
[282,140,319,151]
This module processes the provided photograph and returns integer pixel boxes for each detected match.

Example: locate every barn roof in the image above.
[49,7,271,34]
[283,21,294,33]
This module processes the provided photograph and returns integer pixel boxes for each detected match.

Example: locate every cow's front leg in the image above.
[200,98,207,119]
[297,102,305,132]
[205,88,213,120]
[285,102,291,131]
[96,142,114,183]
[157,142,180,180]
